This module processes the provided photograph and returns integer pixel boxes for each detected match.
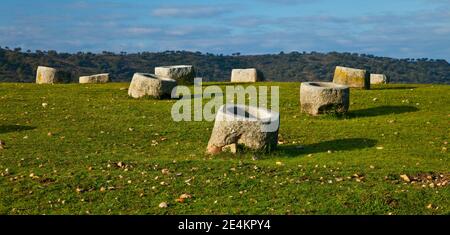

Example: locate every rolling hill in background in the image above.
[0,47,449,84]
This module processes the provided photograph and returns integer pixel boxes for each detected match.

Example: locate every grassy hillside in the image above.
[0,82,449,215]
[1,48,450,84]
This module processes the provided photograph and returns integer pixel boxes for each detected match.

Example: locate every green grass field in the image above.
[0,82,449,215]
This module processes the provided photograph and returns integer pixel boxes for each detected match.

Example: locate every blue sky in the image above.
[1,0,449,60]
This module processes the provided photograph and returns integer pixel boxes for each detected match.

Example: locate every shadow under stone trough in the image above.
[347,105,419,118]
[0,125,36,134]
[276,138,378,157]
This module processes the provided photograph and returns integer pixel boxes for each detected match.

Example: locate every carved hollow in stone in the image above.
[36,66,58,84]
[128,73,177,99]
[333,66,370,89]
[300,82,350,116]
[155,65,196,85]
[231,68,260,83]
[79,73,110,84]
[370,74,388,84]
[207,104,280,154]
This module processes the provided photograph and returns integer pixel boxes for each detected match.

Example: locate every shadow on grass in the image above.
[347,105,419,118]
[180,92,224,100]
[277,138,377,157]
[0,125,36,134]
[370,86,418,90]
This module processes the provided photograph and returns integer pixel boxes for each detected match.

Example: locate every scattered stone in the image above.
[300,82,350,115]
[376,146,384,150]
[161,169,170,175]
[79,73,109,84]
[333,66,370,89]
[42,103,48,108]
[231,68,261,83]
[206,104,280,154]
[400,174,411,182]
[159,202,168,208]
[155,65,196,85]
[128,73,177,99]
[276,161,284,166]
[370,74,388,84]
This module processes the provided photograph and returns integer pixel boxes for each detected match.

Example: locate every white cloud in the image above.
[151,5,232,18]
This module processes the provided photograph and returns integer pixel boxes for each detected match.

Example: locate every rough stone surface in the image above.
[155,65,196,85]
[207,104,280,154]
[128,73,177,99]
[36,66,58,84]
[79,73,109,84]
[370,74,388,84]
[333,66,370,89]
[231,68,259,83]
[300,82,350,115]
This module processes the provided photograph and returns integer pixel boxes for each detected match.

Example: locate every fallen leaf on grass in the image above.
[400,174,411,182]
[175,198,185,203]
[180,193,192,199]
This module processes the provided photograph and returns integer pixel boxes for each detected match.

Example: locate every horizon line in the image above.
[1,45,448,63]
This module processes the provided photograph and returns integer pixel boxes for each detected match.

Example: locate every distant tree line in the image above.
[0,46,449,84]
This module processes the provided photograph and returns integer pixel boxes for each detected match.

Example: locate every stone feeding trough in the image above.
[333,66,370,89]
[128,73,177,99]
[36,66,59,84]
[231,68,261,83]
[300,82,350,116]
[79,73,110,84]
[155,65,196,85]
[206,104,280,154]
[370,74,388,84]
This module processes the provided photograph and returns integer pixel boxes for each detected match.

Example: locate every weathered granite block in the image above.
[300,82,350,115]
[155,65,196,85]
[231,68,260,83]
[207,104,280,154]
[333,66,370,89]
[36,66,58,84]
[370,74,388,84]
[128,73,177,99]
[79,73,109,84]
